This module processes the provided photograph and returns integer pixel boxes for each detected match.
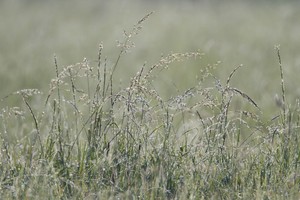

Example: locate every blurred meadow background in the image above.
[1,0,300,114]
[2,0,300,199]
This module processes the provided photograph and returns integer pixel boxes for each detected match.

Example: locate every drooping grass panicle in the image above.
[143,51,203,81]
[220,65,260,110]
[226,64,243,88]
[229,87,259,110]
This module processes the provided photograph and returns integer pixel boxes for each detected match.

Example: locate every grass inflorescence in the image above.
[1,13,300,200]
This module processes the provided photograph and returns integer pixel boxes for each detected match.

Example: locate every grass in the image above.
[1,1,300,199]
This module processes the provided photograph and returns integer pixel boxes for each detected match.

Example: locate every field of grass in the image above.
[1,0,300,199]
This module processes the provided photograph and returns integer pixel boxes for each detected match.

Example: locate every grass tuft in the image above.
[1,13,300,200]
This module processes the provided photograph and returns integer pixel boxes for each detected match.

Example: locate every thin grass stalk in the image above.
[276,46,286,128]
[84,58,92,112]
[275,46,293,178]
[97,43,103,81]
[53,55,65,167]
[226,65,243,87]
[104,32,127,99]
[22,95,44,157]
[68,68,78,129]
[102,57,107,101]
[68,68,81,151]
[221,95,232,147]
[94,43,103,103]
[54,55,61,108]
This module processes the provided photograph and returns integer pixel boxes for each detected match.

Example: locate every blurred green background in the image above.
[1,0,300,117]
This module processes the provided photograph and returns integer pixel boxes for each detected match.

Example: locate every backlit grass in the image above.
[1,1,300,199]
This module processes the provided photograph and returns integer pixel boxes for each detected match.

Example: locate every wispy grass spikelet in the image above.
[275,45,287,128]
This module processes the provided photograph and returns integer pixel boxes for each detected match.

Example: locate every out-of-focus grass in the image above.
[1,1,300,116]
[1,1,300,199]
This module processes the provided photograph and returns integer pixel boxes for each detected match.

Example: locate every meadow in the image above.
[1,0,300,199]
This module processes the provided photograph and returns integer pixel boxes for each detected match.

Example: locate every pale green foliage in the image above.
[1,1,300,199]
